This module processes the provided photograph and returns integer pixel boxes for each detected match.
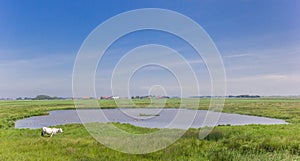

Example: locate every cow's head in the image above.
[59,128,63,133]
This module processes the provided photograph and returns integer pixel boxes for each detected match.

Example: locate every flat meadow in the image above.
[1,98,300,160]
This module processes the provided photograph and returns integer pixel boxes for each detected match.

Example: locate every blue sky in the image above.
[0,0,299,98]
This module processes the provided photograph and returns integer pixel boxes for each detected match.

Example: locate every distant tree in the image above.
[32,95,59,100]
[16,97,23,100]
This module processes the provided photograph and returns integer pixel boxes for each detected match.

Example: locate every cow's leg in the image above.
[41,131,44,136]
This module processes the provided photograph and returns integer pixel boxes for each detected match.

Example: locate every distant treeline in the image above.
[13,94,261,100]
[16,95,65,100]
[190,95,261,98]
[131,95,170,99]
[228,95,260,98]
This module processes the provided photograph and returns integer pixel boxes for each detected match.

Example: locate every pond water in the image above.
[15,108,288,129]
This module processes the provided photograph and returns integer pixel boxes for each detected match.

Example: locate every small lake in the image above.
[15,108,288,129]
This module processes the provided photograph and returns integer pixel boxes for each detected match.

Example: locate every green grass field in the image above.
[1,98,300,160]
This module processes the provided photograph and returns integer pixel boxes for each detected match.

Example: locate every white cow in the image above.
[41,127,63,137]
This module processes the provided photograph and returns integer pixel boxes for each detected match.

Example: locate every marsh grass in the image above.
[139,113,160,116]
[0,98,300,160]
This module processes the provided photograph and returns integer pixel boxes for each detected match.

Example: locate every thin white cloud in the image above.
[224,53,252,58]
[228,74,290,82]
[0,54,74,97]
[227,74,300,96]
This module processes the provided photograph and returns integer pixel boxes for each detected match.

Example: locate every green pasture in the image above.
[0,98,300,160]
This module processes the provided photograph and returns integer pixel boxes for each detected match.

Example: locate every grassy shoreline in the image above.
[1,98,300,129]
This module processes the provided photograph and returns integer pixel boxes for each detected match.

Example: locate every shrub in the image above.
[290,144,300,155]
[204,129,224,141]
[258,138,281,152]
